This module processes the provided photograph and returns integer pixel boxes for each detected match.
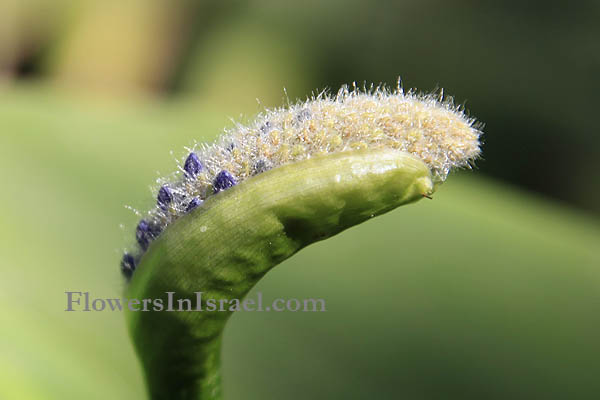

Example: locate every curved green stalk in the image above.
[125,148,434,399]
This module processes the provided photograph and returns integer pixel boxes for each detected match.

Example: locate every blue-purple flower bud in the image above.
[213,170,237,193]
[184,152,203,178]
[120,253,136,279]
[185,197,203,212]
[157,185,173,210]
[136,219,161,250]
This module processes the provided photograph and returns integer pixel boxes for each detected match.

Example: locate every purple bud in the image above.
[120,253,136,279]
[213,170,237,193]
[136,220,150,248]
[157,185,173,210]
[184,152,203,178]
[136,219,161,250]
[185,197,203,212]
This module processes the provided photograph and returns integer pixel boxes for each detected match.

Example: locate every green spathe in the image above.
[126,148,433,399]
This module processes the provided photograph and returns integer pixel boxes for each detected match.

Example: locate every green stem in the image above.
[125,148,434,399]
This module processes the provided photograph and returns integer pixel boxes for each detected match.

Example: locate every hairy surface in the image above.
[121,83,482,278]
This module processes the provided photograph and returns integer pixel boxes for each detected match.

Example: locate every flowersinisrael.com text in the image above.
[64,291,326,312]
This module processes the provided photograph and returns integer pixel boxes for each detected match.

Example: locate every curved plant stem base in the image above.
[125,148,434,400]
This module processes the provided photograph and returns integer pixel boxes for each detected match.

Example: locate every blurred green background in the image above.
[1,1,599,399]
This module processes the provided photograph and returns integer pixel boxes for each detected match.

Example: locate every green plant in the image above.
[123,83,481,399]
